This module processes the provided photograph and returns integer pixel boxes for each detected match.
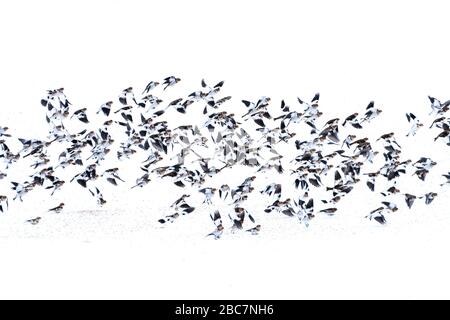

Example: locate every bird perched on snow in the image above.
[246,224,261,235]
[26,217,42,225]
[48,203,65,213]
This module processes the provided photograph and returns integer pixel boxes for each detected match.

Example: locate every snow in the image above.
[1,0,450,299]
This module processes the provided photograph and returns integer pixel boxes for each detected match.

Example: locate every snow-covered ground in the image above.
[1,0,450,299]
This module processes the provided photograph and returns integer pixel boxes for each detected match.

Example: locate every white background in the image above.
[1,0,450,299]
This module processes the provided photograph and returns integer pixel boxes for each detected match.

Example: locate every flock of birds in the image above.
[1,77,450,239]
